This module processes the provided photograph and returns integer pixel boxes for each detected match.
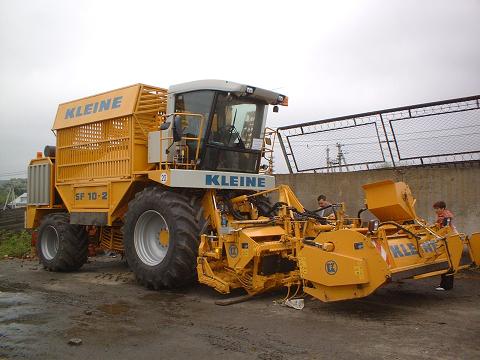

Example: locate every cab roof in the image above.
[169,79,287,106]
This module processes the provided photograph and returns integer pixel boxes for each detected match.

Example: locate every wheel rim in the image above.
[134,210,169,266]
[41,225,59,260]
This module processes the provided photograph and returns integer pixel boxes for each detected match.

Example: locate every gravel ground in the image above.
[0,256,479,360]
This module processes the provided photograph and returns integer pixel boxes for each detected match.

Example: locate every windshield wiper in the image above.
[229,108,237,145]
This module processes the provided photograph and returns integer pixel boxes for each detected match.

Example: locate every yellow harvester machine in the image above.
[26,80,480,303]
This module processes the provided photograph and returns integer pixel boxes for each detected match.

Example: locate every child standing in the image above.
[433,200,455,291]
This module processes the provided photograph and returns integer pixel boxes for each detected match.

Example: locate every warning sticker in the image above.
[325,260,338,275]
[251,138,263,150]
[228,244,238,258]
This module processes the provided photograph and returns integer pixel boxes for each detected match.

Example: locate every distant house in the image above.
[8,192,28,208]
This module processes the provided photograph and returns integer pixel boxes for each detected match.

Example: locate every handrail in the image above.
[159,112,205,170]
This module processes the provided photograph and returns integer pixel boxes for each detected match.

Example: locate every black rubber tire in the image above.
[123,187,200,289]
[37,213,88,271]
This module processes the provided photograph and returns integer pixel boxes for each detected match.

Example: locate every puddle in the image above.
[0,292,28,309]
[97,302,130,315]
[0,290,50,359]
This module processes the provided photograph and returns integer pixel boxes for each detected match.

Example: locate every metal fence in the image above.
[277,95,480,173]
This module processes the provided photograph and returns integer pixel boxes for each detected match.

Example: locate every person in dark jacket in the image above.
[317,194,333,218]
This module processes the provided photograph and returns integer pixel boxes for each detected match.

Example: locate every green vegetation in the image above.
[0,178,27,206]
[0,230,32,258]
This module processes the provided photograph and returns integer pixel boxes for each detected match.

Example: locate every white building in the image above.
[8,192,27,208]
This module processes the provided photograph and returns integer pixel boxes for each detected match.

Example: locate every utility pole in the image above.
[2,185,15,210]
[336,143,349,172]
[325,143,349,172]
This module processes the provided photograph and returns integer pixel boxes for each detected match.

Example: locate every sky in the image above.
[0,0,479,178]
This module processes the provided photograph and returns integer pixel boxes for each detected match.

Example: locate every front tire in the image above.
[123,188,200,289]
[37,213,88,271]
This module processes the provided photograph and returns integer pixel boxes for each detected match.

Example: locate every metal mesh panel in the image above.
[56,116,131,181]
[134,85,168,141]
[135,85,168,114]
[278,95,480,173]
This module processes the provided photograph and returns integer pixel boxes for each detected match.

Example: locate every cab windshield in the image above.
[203,93,267,173]
[175,91,267,173]
[209,93,266,150]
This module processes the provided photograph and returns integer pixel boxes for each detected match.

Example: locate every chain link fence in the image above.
[277,95,480,173]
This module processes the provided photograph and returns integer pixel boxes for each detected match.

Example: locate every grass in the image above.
[0,230,32,258]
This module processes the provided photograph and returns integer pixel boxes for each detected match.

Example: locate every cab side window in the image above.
[175,91,214,140]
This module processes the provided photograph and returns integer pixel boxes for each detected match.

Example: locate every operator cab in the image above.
[167,80,287,173]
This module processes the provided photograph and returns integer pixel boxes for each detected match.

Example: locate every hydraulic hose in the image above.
[378,221,421,240]
[378,221,422,255]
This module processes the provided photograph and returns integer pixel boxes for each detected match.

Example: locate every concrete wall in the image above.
[276,164,480,235]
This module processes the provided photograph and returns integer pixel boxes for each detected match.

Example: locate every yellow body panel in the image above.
[43,84,167,226]
[468,233,480,265]
[54,84,151,130]
[362,180,417,221]
[74,185,109,209]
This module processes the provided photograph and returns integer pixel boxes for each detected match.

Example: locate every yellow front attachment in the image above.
[299,230,389,302]
[196,181,478,304]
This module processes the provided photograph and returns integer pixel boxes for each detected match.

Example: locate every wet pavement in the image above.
[0,257,479,359]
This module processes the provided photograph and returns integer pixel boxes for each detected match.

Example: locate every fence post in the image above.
[277,131,293,174]
[379,113,396,168]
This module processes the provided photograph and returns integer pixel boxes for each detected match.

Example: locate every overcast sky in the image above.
[0,0,479,178]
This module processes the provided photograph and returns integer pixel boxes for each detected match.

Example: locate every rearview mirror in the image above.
[368,219,379,233]
[159,122,171,131]
[173,115,183,142]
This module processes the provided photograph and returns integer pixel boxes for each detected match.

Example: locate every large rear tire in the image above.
[123,187,200,289]
[37,213,88,271]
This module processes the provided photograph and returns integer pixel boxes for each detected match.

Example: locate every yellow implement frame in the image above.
[196,181,480,302]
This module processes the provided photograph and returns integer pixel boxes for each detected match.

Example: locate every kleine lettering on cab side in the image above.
[64,96,123,119]
[205,174,266,188]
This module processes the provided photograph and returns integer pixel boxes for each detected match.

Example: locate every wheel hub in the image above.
[134,210,169,266]
[41,225,59,260]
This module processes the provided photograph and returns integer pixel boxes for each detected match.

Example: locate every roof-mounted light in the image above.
[277,95,288,106]
[245,86,255,94]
